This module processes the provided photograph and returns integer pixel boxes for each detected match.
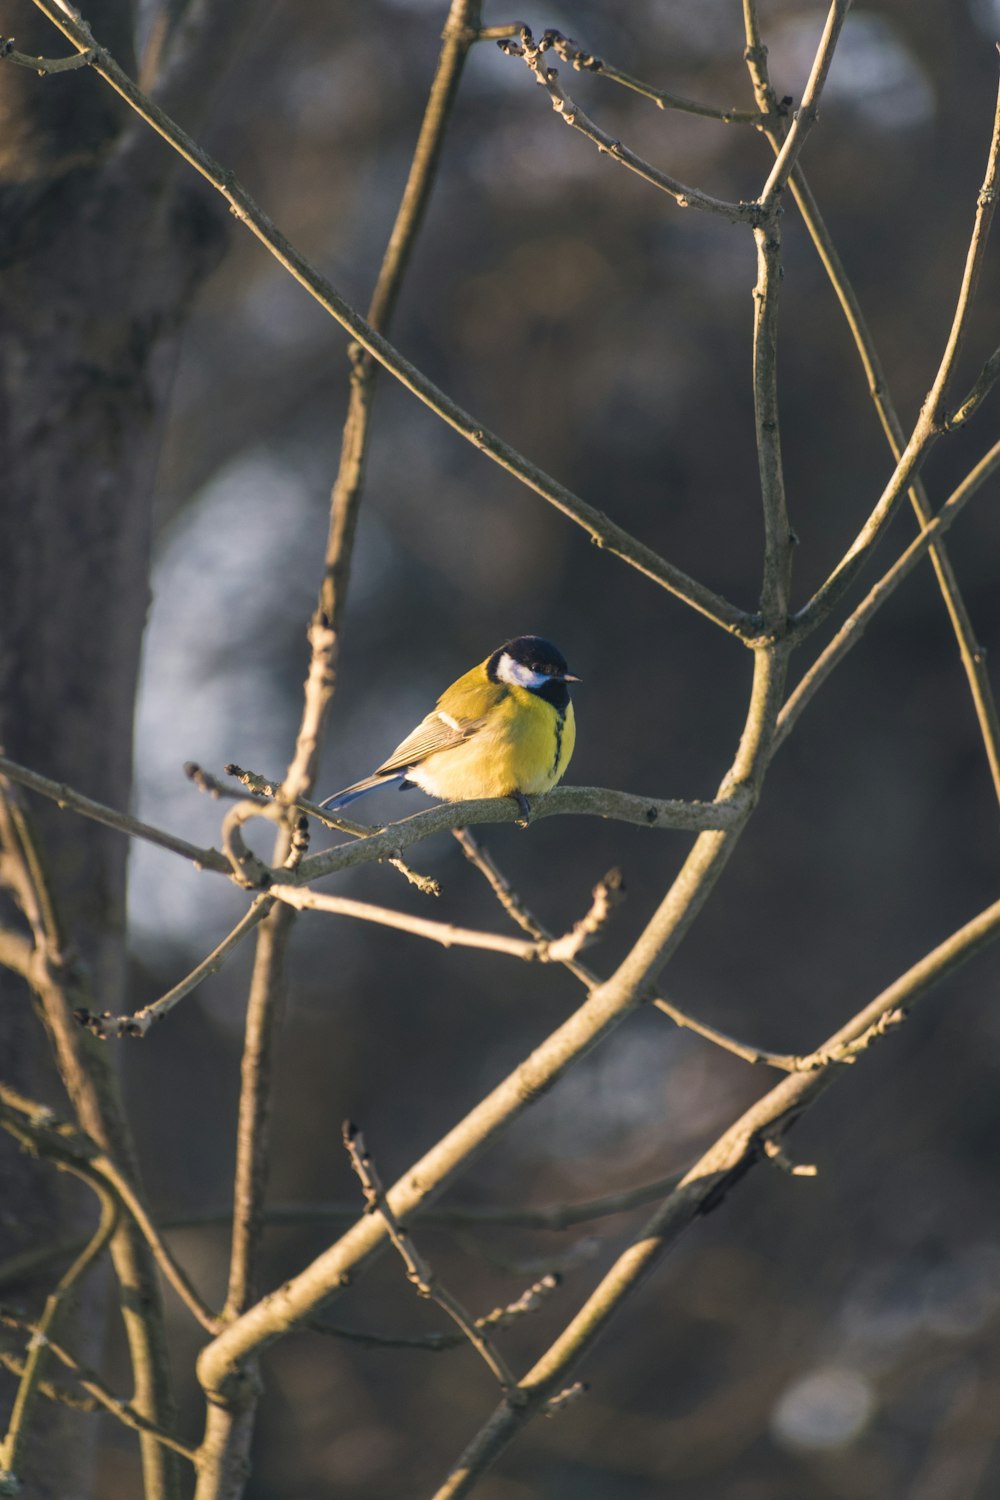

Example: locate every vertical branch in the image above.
[752,213,790,627]
[752,0,852,629]
[797,68,1000,629]
[0,789,182,1500]
[781,164,1000,805]
[220,913,291,1322]
[0,1187,118,1481]
[195,5,484,1496]
[282,0,483,805]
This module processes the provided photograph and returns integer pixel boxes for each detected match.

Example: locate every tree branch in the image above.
[18,0,754,640]
[775,437,1000,749]
[431,891,1000,1494]
[0,1307,197,1465]
[343,1123,520,1393]
[0,1085,220,1334]
[794,63,1000,635]
[535,28,763,125]
[498,28,757,224]
[266,870,622,964]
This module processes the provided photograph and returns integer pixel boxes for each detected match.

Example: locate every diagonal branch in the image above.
[0,752,229,870]
[17,0,754,640]
[0,1185,118,1482]
[194,647,784,1400]
[536,29,763,125]
[775,437,1000,749]
[0,1306,197,1465]
[498,28,757,223]
[343,1123,520,1393]
[737,10,1000,804]
[75,896,274,1040]
[794,63,1000,635]
[431,890,1000,1495]
[0,1085,220,1334]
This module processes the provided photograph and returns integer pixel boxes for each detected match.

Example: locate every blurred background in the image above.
[107,0,1000,1494]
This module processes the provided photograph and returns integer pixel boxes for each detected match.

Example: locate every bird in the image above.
[320,635,579,822]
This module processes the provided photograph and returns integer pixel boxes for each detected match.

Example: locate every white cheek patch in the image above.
[497,653,550,691]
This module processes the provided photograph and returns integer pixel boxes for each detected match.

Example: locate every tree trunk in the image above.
[0,4,224,1493]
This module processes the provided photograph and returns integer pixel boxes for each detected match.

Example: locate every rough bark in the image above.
[0,3,225,1494]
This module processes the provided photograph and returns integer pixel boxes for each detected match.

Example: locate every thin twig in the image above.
[310,1273,561,1354]
[0,751,229,871]
[537,29,762,124]
[453,829,809,1070]
[0,1186,118,1480]
[794,65,1000,635]
[194,649,780,1399]
[75,896,274,1039]
[0,1352,98,1412]
[343,1123,521,1393]
[0,1086,220,1334]
[756,1,851,210]
[429,892,1000,1495]
[498,28,757,224]
[223,762,440,894]
[776,437,1000,748]
[266,871,621,964]
[0,1307,197,1464]
[736,13,1000,806]
[17,0,754,640]
[944,345,1000,429]
[0,36,94,72]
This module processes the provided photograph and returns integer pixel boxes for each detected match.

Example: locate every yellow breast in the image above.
[412,690,575,802]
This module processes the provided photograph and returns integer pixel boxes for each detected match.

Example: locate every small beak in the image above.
[562,672,582,683]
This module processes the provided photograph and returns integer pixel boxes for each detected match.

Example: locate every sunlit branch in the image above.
[16,0,753,640]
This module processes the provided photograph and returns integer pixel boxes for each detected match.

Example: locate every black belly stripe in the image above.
[551,710,564,777]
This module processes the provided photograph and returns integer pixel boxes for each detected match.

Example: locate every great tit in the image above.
[321,635,579,820]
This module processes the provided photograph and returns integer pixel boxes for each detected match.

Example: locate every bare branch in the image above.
[76,896,274,1040]
[776,437,1000,749]
[0,751,229,871]
[498,28,757,224]
[310,1272,561,1354]
[0,1187,118,1481]
[0,1306,197,1465]
[944,345,1000,429]
[733,15,1000,808]
[16,0,754,640]
[795,65,1000,635]
[267,870,621,965]
[756,1,851,210]
[343,1123,520,1393]
[430,893,1000,1494]
[0,1086,220,1334]
[537,28,762,124]
[0,35,94,72]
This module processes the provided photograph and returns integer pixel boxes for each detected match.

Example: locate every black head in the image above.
[487,635,578,712]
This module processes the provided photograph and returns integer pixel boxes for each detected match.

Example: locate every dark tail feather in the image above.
[318,771,405,812]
